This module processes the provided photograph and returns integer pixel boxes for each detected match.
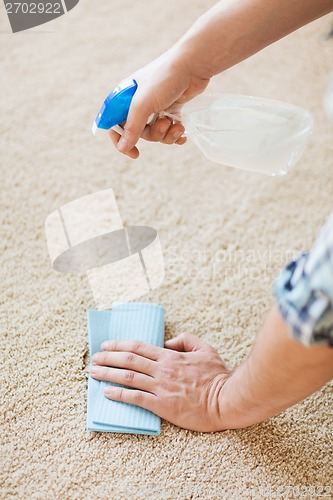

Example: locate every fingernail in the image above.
[172,130,183,139]
[101,341,110,350]
[117,137,128,152]
[91,355,98,365]
[90,367,97,375]
[159,123,170,134]
[104,387,113,395]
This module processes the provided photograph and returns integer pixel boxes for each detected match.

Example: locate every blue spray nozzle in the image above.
[92,79,138,135]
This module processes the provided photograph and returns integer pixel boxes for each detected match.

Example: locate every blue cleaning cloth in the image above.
[87,302,165,435]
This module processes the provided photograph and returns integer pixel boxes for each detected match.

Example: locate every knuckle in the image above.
[133,392,143,405]
[108,340,117,351]
[125,353,135,364]
[124,370,135,383]
[123,121,138,137]
[177,333,188,342]
[130,340,143,352]
[108,130,119,145]
[101,353,111,364]
[181,332,192,341]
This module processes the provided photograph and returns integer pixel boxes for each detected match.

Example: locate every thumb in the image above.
[117,96,152,154]
[165,333,208,353]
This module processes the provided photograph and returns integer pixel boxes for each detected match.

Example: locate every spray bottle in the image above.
[92,79,313,176]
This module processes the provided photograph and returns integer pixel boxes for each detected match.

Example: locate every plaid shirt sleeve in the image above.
[273,211,333,348]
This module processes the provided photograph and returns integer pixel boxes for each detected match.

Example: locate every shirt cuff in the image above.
[273,253,333,347]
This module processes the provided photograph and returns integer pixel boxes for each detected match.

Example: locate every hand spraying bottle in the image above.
[92,79,313,176]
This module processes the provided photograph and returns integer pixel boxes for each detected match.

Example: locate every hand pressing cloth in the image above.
[87,302,165,435]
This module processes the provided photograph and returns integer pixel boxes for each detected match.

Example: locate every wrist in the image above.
[216,362,267,430]
[173,34,216,82]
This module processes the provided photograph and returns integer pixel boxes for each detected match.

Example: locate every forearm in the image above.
[219,305,333,429]
[113,0,333,156]
[175,0,333,80]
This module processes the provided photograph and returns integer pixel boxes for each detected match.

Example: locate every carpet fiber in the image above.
[1,1,333,498]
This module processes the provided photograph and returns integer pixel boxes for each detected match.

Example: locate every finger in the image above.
[91,351,155,376]
[141,120,185,145]
[108,128,121,145]
[176,136,187,145]
[165,333,208,352]
[100,339,162,361]
[108,129,140,159]
[160,123,185,145]
[117,97,151,154]
[90,366,155,392]
[103,386,159,414]
[141,117,172,142]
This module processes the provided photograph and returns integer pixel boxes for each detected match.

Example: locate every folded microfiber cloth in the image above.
[87,302,165,435]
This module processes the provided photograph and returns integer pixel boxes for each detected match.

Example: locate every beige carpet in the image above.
[1,1,333,498]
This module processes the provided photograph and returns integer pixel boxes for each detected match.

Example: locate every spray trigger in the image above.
[92,79,138,135]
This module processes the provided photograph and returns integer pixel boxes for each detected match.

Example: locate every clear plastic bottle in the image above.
[180,94,313,176]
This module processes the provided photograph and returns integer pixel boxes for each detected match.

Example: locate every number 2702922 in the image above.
[5,3,62,14]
